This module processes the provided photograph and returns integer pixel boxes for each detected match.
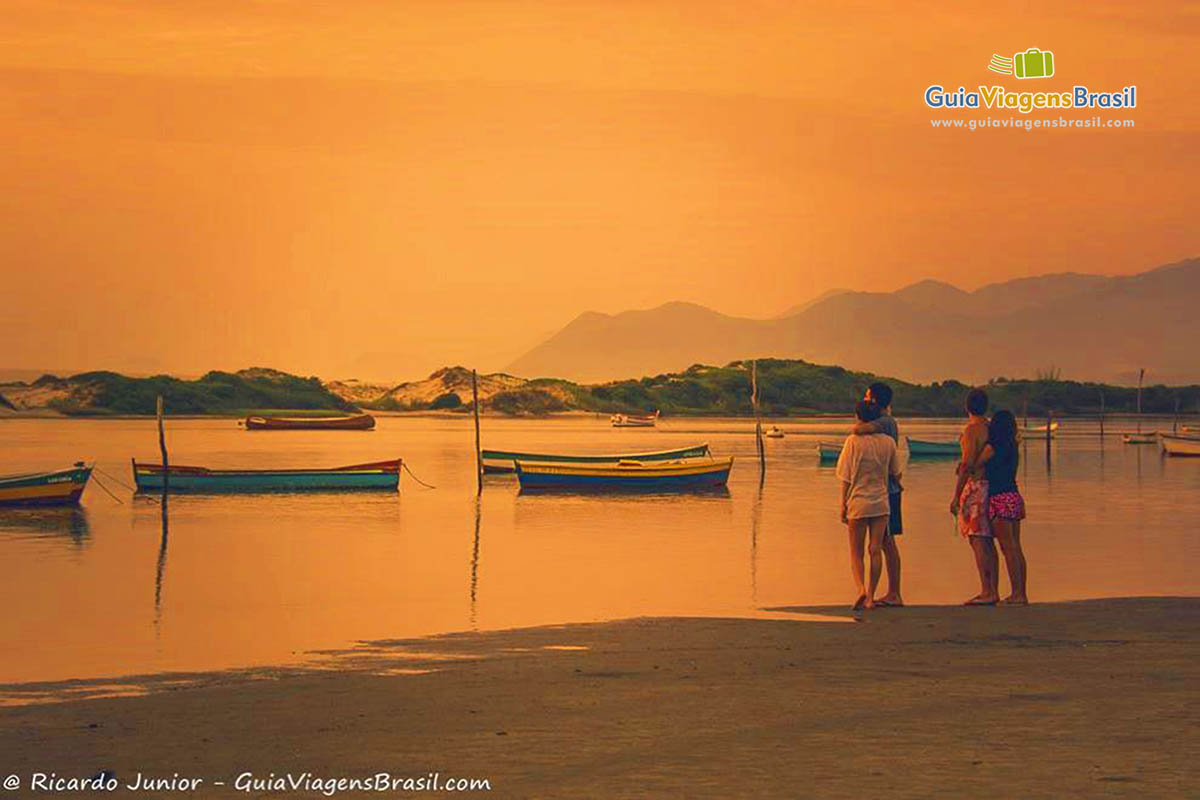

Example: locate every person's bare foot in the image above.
[863,596,877,609]
[964,594,998,606]
[877,594,904,607]
[852,593,867,610]
[1000,595,1028,606]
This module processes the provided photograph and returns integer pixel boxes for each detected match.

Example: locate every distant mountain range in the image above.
[507,258,1200,385]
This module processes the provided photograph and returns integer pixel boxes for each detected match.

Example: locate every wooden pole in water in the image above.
[472,369,482,495]
[1174,396,1180,434]
[156,395,169,502]
[1136,368,1144,434]
[1098,390,1105,438]
[1045,409,1053,461]
[751,360,765,476]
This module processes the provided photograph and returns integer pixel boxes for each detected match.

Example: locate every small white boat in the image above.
[1182,425,1198,433]
[1123,432,1157,445]
[1161,434,1200,457]
[1021,421,1059,438]
[764,426,784,439]
[611,410,659,428]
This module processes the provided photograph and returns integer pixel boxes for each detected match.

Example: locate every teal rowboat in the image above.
[906,437,960,458]
[817,442,842,463]
[482,443,710,475]
[514,457,732,491]
[0,463,93,506]
[132,459,400,493]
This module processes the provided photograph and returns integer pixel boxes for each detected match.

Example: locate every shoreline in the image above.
[2,597,1196,797]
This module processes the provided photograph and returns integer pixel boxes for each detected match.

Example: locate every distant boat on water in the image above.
[611,410,659,428]
[1021,421,1059,438]
[482,443,710,474]
[906,437,959,457]
[1123,432,1157,445]
[243,414,375,431]
[132,459,400,493]
[0,463,93,506]
[1161,434,1200,457]
[764,426,785,439]
[817,442,841,462]
[514,457,732,491]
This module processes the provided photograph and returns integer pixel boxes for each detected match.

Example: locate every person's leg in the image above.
[879,494,903,605]
[966,535,999,605]
[996,520,1028,604]
[864,516,888,608]
[847,519,868,609]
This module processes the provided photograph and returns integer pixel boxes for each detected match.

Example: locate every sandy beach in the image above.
[1,597,1196,798]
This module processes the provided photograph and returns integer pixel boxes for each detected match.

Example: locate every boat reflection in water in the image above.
[0,507,92,547]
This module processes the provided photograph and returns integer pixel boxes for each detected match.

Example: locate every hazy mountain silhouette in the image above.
[507,258,1200,384]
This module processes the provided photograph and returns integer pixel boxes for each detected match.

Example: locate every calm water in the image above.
[1,415,1198,685]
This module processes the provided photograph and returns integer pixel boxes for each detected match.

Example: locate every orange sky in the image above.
[1,0,1196,380]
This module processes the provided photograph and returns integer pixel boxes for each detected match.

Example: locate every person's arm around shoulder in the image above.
[850,420,881,436]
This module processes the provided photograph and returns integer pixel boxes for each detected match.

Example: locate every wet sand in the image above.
[1,597,1196,798]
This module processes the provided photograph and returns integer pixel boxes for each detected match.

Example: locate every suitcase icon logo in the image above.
[987,48,1055,79]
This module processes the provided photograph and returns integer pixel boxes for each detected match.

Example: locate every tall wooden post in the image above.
[1045,409,1053,465]
[472,370,482,495]
[751,360,765,477]
[1098,390,1105,438]
[1174,396,1181,434]
[156,395,169,503]
[1136,368,1144,434]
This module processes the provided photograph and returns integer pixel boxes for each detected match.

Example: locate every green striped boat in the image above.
[482,443,710,475]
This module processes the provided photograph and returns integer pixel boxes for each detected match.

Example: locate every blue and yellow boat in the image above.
[483,443,710,474]
[905,437,960,458]
[132,459,400,493]
[514,456,732,491]
[0,463,93,506]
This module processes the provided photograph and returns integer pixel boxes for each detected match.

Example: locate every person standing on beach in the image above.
[837,399,901,610]
[950,388,998,605]
[974,410,1029,605]
[850,381,904,606]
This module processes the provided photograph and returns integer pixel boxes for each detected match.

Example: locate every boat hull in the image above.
[515,457,732,491]
[0,465,93,507]
[1123,433,1157,445]
[610,411,659,428]
[132,459,400,493]
[244,414,375,431]
[1161,435,1200,457]
[817,442,841,463]
[906,437,960,457]
[482,443,710,474]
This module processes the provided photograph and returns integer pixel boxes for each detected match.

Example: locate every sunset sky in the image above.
[2,1,1196,380]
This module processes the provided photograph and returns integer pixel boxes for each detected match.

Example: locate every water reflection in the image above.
[0,507,91,547]
[155,500,169,626]
[469,496,481,628]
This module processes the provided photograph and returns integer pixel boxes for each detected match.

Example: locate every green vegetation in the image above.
[428,392,463,410]
[559,359,1200,417]
[45,369,354,416]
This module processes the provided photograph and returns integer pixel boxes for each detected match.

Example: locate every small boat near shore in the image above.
[611,411,659,428]
[514,457,732,491]
[1123,432,1157,445]
[1160,434,1200,457]
[0,463,93,506]
[132,459,400,493]
[764,426,784,439]
[244,414,375,431]
[482,443,710,474]
[906,437,959,457]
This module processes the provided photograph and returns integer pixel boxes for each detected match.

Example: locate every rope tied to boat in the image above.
[89,472,125,505]
[402,462,436,489]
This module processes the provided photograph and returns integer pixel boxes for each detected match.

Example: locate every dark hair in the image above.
[989,409,1018,450]
[965,388,989,416]
[867,382,893,409]
[855,399,882,422]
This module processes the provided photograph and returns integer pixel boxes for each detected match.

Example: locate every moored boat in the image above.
[514,457,732,491]
[244,414,375,431]
[482,443,710,474]
[1021,421,1059,437]
[906,437,960,457]
[132,459,400,493]
[1122,432,1157,445]
[610,410,659,428]
[817,442,842,463]
[0,463,93,507]
[1160,434,1200,457]
[764,426,785,439]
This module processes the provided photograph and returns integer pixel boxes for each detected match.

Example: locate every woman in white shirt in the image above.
[836,400,901,610]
